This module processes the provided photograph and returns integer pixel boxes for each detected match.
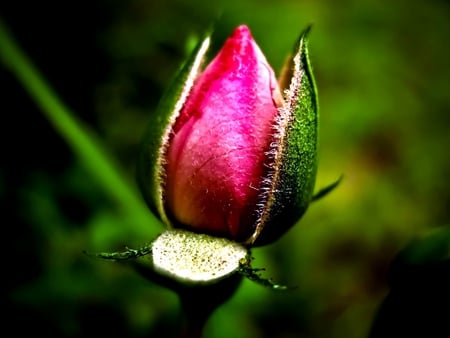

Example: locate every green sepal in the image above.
[83,244,152,261]
[136,33,211,227]
[238,254,291,290]
[252,26,318,246]
[311,175,343,202]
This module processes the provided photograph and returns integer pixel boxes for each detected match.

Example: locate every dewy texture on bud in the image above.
[138,25,318,246]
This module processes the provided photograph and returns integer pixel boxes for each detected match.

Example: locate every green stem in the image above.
[0,18,158,233]
[176,274,243,338]
[130,259,243,338]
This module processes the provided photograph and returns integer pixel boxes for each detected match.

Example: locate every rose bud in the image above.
[138,25,333,251]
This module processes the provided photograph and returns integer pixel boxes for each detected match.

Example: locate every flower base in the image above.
[86,229,288,289]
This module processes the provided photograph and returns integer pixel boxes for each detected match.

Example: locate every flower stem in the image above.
[0,18,159,235]
[177,274,243,338]
[129,258,242,338]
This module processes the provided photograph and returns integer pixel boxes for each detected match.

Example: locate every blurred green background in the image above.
[2,0,449,337]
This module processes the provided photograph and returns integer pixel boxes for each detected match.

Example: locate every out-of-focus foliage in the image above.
[2,0,449,337]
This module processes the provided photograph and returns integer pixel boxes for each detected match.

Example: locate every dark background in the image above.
[2,0,449,337]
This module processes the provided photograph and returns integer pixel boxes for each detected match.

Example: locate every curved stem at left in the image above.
[0,17,158,234]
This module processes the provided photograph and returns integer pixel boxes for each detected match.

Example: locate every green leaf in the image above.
[369,226,450,338]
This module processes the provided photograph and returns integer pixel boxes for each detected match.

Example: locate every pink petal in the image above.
[165,25,282,241]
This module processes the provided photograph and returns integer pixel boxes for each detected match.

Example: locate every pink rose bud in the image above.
[165,26,283,241]
[138,25,328,246]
